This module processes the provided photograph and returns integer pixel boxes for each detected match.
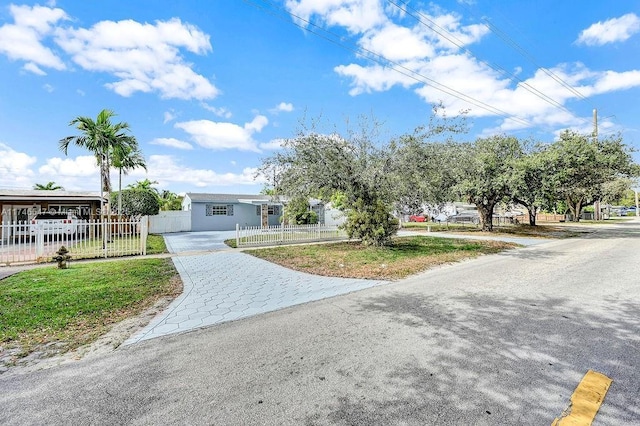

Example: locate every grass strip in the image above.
[247,235,517,280]
[0,258,180,356]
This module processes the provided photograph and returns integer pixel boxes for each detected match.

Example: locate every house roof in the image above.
[0,190,105,202]
[185,193,283,204]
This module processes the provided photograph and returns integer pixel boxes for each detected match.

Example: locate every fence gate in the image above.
[0,217,148,266]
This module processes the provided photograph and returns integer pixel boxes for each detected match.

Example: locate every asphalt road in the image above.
[1,220,639,425]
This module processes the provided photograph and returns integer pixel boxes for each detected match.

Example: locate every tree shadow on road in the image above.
[305,292,640,425]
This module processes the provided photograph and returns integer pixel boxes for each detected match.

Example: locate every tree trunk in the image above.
[527,206,537,226]
[477,203,495,232]
[567,198,582,222]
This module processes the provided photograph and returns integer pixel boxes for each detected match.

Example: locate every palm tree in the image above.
[33,182,64,190]
[127,179,160,197]
[59,109,136,215]
[159,190,183,211]
[112,142,147,217]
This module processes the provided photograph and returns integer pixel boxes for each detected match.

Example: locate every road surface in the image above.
[1,220,638,425]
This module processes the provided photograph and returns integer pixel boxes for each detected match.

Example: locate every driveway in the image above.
[124,231,389,344]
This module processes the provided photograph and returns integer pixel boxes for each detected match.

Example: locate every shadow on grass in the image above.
[305,292,639,425]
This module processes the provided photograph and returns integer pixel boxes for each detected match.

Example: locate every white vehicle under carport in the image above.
[30,213,80,239]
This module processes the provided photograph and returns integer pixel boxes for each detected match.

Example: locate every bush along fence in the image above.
[236,223,347,248]
[0,217,148,266]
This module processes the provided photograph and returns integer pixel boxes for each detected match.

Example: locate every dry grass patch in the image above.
[247,236,517,280]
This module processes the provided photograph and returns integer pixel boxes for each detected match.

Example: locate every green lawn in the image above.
[0,258,179,358]
[247,235,517,280]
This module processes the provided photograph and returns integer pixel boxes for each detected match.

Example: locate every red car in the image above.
[409,214,427,222]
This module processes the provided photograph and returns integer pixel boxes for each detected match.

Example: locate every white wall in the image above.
[148,211,191,233]
[323,203,346,227]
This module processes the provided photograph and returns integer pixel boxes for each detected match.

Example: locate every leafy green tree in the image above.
[389,104,469,215]
[511,142,554,226]
[110,189,160,216]
[547,131,637,221]
[33,182,64,190]
[260,117,398,246]
[284,197,318,225]
[159,190,183,211]
[59,109,137,213]
[454,135,522,231]
[127,178,159,194]
[112,142,146,216]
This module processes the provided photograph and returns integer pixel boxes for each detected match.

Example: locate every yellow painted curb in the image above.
[552,370,613,425]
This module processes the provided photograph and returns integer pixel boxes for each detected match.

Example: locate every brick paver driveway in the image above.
[125,232,388,344]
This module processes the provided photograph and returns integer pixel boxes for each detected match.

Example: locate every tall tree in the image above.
[511,142,554,226]
[389,103,469,218]
[260,116,398,246]
[33,182,64,190]
[454,135,522,231]
[547,131,637,221]
[112,142,146,216]
[159,190,183,211]
[127,178,159,194]
[59,109,136,214]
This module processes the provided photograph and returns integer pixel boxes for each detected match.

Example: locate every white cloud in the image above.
[577,13,640,46]
[38,155,98,177]
[43,83,54,92]
[163,111,176,123]
[201,103,233,118]
[175,115,269,152]
[0,5,219,100]
[146,155,263,188]
[270,102,294,113]
[300,2,640,134]
[0,142,37,188]
[23,62,46,75]
[0,4,67,70]
[54,17,218,99]
[259,138,286,150]
[360,23,435,61]
[286,0,388,34]
[150,137,193,150]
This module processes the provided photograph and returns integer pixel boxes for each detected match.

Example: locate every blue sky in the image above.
[1,1,640,195]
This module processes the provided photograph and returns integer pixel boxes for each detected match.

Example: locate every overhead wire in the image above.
[388,0,592,128]
[242,0,533,127]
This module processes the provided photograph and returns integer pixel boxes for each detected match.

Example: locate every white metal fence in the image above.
[0,217,148,265]
[236,223,347,248]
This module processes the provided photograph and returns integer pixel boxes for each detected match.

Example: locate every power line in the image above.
[456,1,589,103]
[243,0,533,127]
[388,0,591,128]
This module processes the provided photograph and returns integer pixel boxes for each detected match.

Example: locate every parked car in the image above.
[432,213,450,223]
[409,214,427,222]
[30,212,79,237]
[449,211,480,225]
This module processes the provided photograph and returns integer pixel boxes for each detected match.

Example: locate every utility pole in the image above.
[593,109,600,221]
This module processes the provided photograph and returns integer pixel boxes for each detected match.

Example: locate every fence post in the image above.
[141,216,148,255]
[236,223,240,248]
[281,222,284,243]
[35,223,44,261]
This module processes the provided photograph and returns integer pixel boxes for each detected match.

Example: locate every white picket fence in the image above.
[0,217,148,265]
[236,223,347,248]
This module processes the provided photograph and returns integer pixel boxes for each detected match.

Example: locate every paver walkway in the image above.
[124,233,388,344]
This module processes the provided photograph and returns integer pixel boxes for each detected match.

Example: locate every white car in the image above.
[30,213,79,237]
